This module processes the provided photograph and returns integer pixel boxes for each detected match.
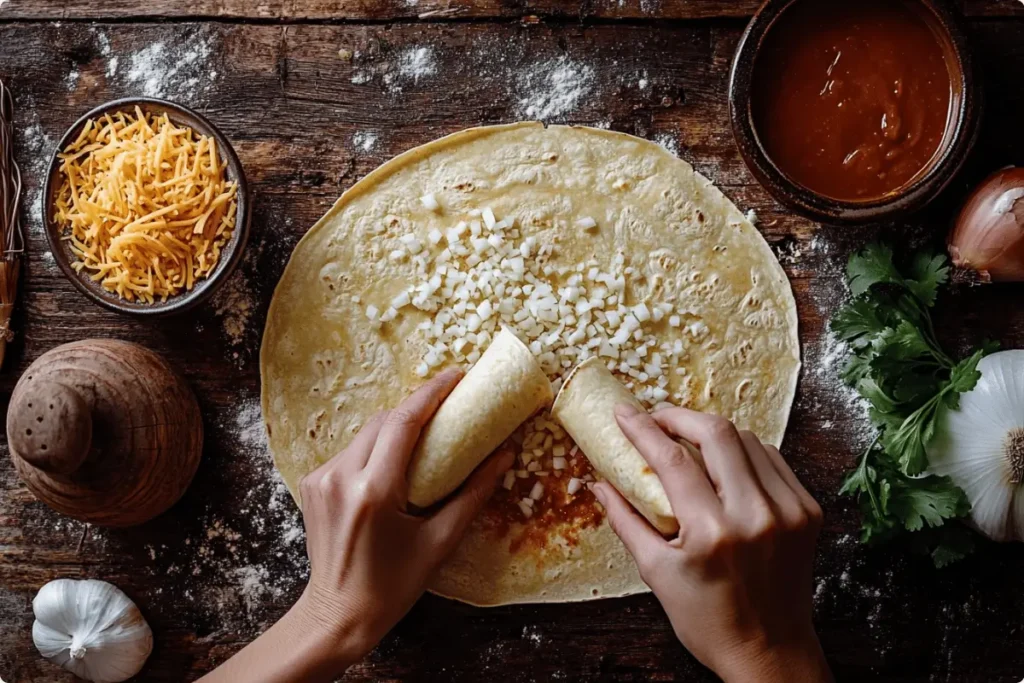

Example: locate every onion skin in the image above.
[949,167,1024,282]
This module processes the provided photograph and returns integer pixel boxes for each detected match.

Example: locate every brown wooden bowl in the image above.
[42,97,251,316]
[729,0,981,225]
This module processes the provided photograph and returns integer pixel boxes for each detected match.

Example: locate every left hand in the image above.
[295,367,514,662]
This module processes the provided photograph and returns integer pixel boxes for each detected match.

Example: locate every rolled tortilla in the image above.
[408,327,553,508]
[551,358,679,535]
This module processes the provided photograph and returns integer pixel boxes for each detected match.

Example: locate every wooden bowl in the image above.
[42,97,252,316]
[729,0,981,225]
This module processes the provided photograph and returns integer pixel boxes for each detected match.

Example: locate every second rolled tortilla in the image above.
[552,358,679,535]
[407,327,553,508]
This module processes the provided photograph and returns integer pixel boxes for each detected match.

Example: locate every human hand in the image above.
[593,405,830,683]
[295,367,514,664]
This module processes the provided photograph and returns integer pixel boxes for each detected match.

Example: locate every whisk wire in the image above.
[0,78,24,257]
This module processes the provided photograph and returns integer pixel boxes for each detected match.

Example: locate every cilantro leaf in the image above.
[831,298,891,348]
[847,243,903,297]
[870,321,934,365]
[880,397,940,475]
[856,378,899,414]
[905,252,949,308]
[888,472,970,532]
[928,527,976,569]
[948,349,985,394]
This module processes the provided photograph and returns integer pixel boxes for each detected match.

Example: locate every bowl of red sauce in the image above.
[729,0,980,225]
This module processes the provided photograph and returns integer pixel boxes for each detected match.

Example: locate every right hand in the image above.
[593,404,831,683]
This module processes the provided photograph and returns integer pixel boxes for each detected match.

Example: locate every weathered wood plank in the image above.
[0,16,1023,683]
[0,0,1020,21]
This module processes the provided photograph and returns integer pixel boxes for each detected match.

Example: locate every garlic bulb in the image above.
[928,350,1024,541]
[32,579,153,683]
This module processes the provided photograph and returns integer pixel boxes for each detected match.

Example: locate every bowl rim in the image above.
[728,0,981,225]
[42,96,252,317]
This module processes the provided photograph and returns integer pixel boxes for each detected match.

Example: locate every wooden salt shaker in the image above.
[6,339,203,527]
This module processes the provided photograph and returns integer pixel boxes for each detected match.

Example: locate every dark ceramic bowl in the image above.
[43,97,251,316]
[729,0,981,225]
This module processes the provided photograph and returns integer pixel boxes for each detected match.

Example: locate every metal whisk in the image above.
[0,78,24,369]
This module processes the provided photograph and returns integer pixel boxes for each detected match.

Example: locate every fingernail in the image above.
[592,483,607,505]
[614,403,640,418]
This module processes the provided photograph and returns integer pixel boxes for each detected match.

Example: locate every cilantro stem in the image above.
[858,436,883,518]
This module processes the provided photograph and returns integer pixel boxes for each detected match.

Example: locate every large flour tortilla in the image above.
[261,123,800,606]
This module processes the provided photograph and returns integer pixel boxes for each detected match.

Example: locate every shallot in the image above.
[949,167,1024,282]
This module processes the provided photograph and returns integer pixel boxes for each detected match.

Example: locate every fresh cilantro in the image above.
[831,244,993,568]
[846,243,903,296]
[905,252,950,307]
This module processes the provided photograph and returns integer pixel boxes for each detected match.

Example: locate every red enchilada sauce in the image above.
[480,442,603,554]
[751,0,955,201]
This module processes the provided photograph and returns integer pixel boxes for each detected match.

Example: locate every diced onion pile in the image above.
[366,203,707,518]
[54,107,238,303]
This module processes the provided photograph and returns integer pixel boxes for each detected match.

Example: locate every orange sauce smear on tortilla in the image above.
[479,440,604,553]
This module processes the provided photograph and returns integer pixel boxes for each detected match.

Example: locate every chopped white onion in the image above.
[420,193,440,212]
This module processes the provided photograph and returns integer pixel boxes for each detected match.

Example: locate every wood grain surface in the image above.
[1,2,1023,682]
[1,0,1021,20]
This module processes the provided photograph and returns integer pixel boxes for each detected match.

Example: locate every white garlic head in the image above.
[32,579,153,683]
[928,350,1024,542]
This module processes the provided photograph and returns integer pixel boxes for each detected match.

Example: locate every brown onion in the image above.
[949,167,1024,282]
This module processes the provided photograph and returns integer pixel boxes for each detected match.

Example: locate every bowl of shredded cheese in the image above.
[43,98,251,315]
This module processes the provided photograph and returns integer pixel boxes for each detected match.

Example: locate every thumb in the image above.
[593,482,669,580]
[424,448,515,559]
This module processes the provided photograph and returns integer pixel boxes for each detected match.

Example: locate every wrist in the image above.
[288,589,369,672]
[714,631,832,683]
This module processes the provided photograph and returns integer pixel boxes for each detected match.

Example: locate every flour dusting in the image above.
[213,271,256,348]
[353,131,378,152]
[15,116,54,251]
[397,46,437,83]
[653,131,679,156]
[353,45,439,94]
[65,68,80,92]
[113,32,218,99]
[516,56,595,121]
[152,397,308,637]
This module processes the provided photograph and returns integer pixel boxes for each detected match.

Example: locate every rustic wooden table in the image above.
[2,1,1024,681]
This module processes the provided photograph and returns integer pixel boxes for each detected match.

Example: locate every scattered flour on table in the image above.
[515,55,595,121]
[15,113,56,270]
[653,131,679,156]
[397,46,437,83]
[522,626,545,647]
[802,232,877,448]
[64,68,80,92]
[213,270,256,348]
[93,29,218,100]
[353,45,439,94]
[353,131,378,152]
[161,398,308,636]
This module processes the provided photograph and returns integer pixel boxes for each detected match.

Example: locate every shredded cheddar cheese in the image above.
[54,106,238,303]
